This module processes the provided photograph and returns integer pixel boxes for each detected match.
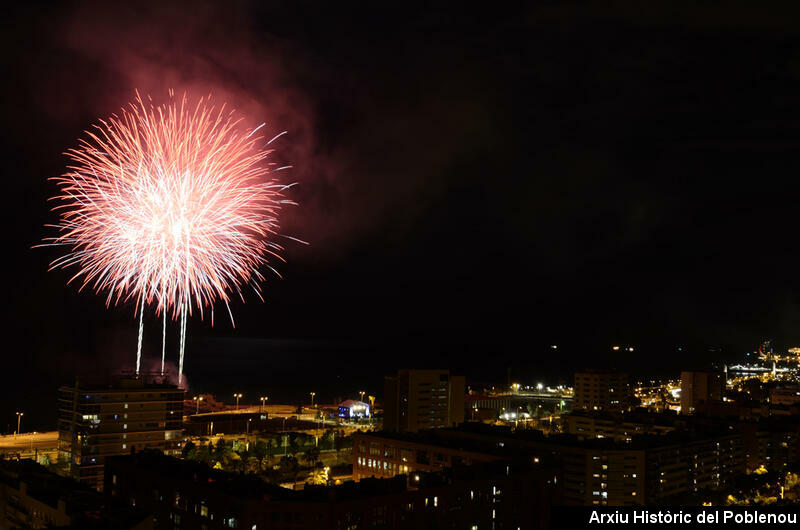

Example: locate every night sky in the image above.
[3,2,800,430]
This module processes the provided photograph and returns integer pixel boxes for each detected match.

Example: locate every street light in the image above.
[260,396,268,412]
[193,396,203,414]
[359,390,365,403]
[233,393,243,411]
[310,392,316,408]
[15,412,23,438]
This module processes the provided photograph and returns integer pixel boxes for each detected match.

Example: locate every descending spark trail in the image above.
[136,296,145,375]
[42,91,298,385]
[161,310,167,375]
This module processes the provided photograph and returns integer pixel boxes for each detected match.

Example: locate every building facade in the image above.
[680,371,725,414]
[337,400,370,419]
[399,424,745,506]
[57,377,184,490]
[352,431,502,481]
[573,370,632,412]
[383,369,465,432]
[565,411,677,441]
[0,459,151,529]
[106,450,553,530]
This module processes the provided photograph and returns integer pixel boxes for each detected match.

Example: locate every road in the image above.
[0,431,58,451]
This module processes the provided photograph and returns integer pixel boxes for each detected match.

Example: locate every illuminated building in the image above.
[565,410,676,441]
[427,424,742,506]
[573,370,632,412]
[336,400,370,419]
[352,431,502,481]
[383,369,465,432]
[739,417,800,472]
[57,377,184,491]
[680,371,724,414]
[465,394,512,421]
[770,385,800,406]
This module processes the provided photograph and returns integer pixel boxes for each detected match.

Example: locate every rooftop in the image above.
[107,450,531,503]
[0,459,149,527]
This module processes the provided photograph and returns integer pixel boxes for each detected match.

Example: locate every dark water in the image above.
[9,334,738,434]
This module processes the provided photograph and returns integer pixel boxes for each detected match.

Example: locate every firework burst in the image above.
[42,91,297,383]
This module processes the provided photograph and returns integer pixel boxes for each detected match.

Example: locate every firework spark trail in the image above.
[161,310,167,375]
[42,91,298,384]
[179,302,187,385]
[136,296,145,375]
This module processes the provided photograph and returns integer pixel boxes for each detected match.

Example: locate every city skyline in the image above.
[2,3,800,525]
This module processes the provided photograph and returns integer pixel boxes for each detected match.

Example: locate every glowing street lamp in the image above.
[260,396,268,412]
[310,392,316,408]
[15,412,23,438]
[193,396,203,414]
[359,390,365,402]
[233,393,243,411]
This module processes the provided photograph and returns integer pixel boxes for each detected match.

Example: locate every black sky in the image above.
[3,1,800,430]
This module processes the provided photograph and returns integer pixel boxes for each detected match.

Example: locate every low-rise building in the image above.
[353,430,505,481]
[0,459,151,529]
[106,450,553,529]
[337,400,370,419]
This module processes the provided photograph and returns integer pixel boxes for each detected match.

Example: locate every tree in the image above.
[214,438,229,461]
[303,446,321,467]
[321,430,335,450]
[288,434,299,458]
[232,439,247,454]
[181,441,196,459]
[305,464,328,486]
[252,440,269,472]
